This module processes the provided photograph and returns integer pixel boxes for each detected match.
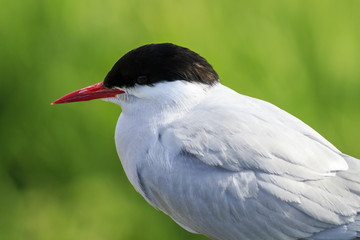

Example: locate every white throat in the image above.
[105,80,218,124]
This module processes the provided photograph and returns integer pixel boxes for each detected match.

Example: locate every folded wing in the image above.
[150,87,360,239]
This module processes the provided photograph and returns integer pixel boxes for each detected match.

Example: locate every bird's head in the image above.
[52,43,219,106]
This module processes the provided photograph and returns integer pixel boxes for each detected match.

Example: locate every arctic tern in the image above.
[53,43,360,240]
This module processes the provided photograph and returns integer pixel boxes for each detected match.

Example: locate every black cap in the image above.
[103,43,219,89]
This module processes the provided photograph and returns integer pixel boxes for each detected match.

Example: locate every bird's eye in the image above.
[137,76,148,84]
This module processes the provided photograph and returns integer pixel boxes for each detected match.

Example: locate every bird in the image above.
[53,43,360,240]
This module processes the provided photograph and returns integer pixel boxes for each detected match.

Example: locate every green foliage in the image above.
[1,0,359,239]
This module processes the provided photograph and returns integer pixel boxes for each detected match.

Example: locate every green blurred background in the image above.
[1,0,360,239]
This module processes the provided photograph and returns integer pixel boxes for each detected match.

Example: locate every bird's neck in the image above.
[119,81,218,126]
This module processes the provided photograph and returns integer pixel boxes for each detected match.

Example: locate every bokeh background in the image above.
[1,0,360,239]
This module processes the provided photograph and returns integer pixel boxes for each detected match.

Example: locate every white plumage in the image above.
[53,43,360,240]
[109,81,360,240]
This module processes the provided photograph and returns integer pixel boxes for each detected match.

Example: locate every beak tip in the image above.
[51,98,64,105]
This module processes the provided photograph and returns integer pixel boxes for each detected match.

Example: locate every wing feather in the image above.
[142,86,360,239]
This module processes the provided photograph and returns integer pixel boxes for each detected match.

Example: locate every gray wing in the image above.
[140,88,360,240]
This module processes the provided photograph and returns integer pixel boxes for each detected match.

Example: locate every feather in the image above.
[115,82,360,240]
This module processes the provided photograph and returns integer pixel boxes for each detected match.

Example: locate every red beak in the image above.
[52,82,125,105]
